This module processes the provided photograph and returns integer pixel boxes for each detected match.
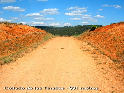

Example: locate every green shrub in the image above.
[0,56,13,64]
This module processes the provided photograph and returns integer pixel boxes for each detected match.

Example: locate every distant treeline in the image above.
[35,25,102,36]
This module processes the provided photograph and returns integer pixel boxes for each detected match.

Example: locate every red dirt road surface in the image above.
[0,37,123,93]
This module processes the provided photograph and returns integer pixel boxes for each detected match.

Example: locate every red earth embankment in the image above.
[78,22,124,63]
[0,23,47,64]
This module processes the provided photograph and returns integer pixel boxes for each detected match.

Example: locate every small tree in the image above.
[90,25,97,31]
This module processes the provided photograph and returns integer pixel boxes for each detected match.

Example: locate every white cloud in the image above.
[81,15,98,23]
[113,5,121,8]
[0,18,5,21]
[89,18,98,23]
[37,0,48,1]
[98,9,103,11]
[49,22,60,26]
[31,21,46,26]
[41,8,59,15]
[11,17,19,20]
[103,4,121,8]
[3,6,25,12]
[34,17,54,21]
[0,0,16,3]
[26,13,43,17]
[65,12,82,16]
[19,22,27,25]
[82,14,91,19]
[11,17,19,22]
[0,18,11,22]
[64,23,71,26]
[82,22,89,25]
[67,6,86,10]
[65,10,87,16]
[70,18,81,20]
[95,15,104,18]
[65,6,87,16]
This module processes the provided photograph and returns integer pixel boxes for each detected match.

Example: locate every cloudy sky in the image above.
[0,0,123,26]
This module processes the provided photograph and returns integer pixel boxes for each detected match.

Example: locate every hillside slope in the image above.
[78,22,124,63]
[0,23,48,65]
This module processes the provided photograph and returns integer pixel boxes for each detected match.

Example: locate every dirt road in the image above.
[0,37,123,93]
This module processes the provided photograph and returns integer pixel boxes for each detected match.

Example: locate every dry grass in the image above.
[0,23,54,65]
[77,23,124,63]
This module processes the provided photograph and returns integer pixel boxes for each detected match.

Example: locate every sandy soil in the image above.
[0,37,123,93]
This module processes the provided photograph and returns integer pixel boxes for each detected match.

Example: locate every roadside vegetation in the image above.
[0,22,54,65]
[35,25,102,36]
[77,22,124,64]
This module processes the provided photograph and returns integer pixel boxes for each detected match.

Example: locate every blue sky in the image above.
[0,0,123,26]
